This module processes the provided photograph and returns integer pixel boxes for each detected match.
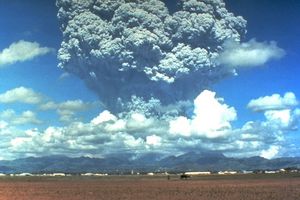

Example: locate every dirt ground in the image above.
[0,174,300,200]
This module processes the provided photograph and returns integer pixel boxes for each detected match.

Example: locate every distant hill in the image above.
[1,152,300,174]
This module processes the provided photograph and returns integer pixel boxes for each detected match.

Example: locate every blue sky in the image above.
[0,0,299,160]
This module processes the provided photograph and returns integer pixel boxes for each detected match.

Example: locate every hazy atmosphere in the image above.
[0,0,299,161]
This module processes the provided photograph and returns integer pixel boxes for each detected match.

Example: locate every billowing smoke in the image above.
[56,0,247,113]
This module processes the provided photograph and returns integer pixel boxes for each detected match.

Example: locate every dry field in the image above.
[0,174,300,200]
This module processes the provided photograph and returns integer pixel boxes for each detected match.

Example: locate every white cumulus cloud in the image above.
[264,110,292,128]
[247,92,298,112]
[40,99,97,123]
[1,90,299,160]
[219,39,285,68]
[146,135,162,146]
[0,121,8,129]
[260,145,280,159]
[0,40,54,67]
[169,90,237,138]
[0,109,41,125]
[169,116,192,137]
[0,87,44,104]
[91,110,117,125]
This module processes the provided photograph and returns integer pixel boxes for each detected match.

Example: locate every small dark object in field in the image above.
[180,174,191,179]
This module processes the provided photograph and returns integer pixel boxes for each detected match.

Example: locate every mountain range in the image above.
[1,152,300,174]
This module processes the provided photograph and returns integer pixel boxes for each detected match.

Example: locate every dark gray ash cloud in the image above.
[56,0,246,112]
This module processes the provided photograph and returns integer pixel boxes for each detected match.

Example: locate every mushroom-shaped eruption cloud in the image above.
[56,0,246,113]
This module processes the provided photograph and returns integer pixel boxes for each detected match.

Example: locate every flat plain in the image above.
[0,174,300,200]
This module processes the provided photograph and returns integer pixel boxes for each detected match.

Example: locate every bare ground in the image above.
[0,174,300,200]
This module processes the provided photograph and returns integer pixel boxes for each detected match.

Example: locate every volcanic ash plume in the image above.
[56,0,246,113]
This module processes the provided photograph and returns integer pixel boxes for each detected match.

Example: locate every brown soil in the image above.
[0,174,299,200]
